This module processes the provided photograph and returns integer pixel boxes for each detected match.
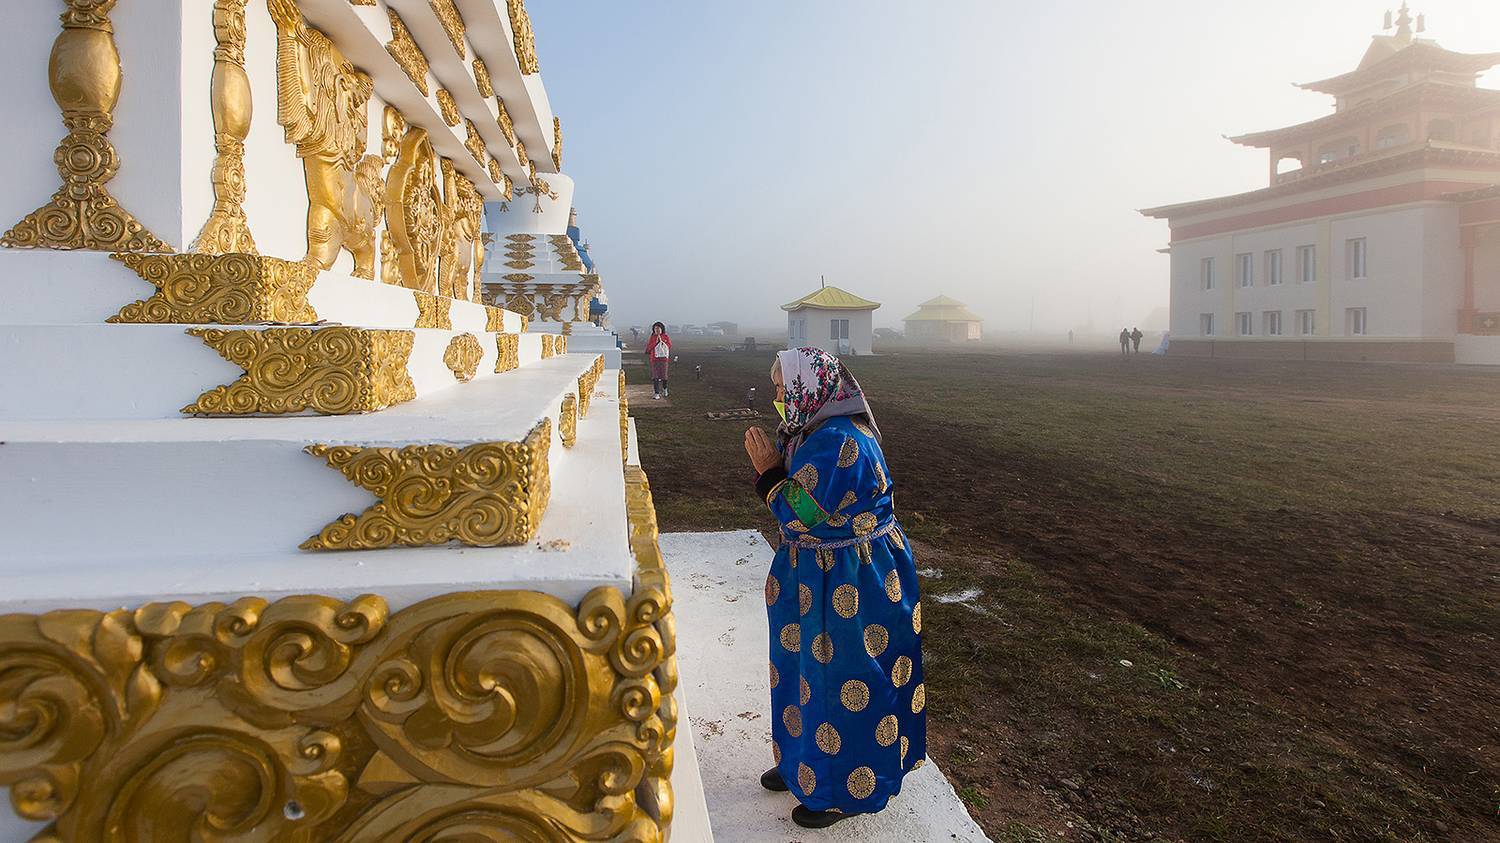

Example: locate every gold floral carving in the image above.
[505,291,535,318]
[541,333,555,358]
[442,333,483,382]
[381,105,407,160]
[514,137,528,171]
[184,327,416,416]
[494,332,520,373]
[560,393,578,447]
[385,9,430,95]
[435,88,460,126]
[506,233,533,242]
[504,271,534,282]
[385,128,443,291]
[505,259,533,269]
[191,0,258,255]
[2,0,170,252]
[577,353,604,417]
[553,115,563,170]
[507,0,540,74]
[271,0,375,272]
[413,290,452,328]
[472,58,494,97]
[430,0,466,58]
[302,419,552,550]
[496,97,517,145]
[487,157,504,187]
[521,175,558,214]
[485,305,506,332]
[0,575,678,840]
[464,119,488,167]
[109,252,317,325]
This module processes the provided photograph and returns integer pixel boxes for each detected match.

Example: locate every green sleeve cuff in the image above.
[782,481,829,527]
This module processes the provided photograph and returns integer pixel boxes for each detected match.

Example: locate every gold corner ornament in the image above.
[560,392,578,447]
[0,572,678,840]
[464,119,487,167]
[301,418,552,550]
[485,305,506,333]
[190,0,258,255]
[385,9,430,95]
[472,58,493,97]
[109,252,317,324]
[430,0,466,59]
[413,290,452,328]
[494,332,520,373]
[507,0,540,74]
[541,333,555,359]
[2,0,171,253]
[442,332,483,382]
[435,88,460,126]
[183,326,416,415]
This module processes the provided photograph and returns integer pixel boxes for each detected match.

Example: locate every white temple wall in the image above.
[1474,232,1500,312]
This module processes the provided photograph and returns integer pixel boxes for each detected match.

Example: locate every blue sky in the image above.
[526,1,1500,333]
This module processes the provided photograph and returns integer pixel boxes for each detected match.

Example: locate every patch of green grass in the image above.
[957,785,990,810]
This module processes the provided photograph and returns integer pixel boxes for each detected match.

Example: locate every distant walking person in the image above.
[1130,327,1143,353]
[646,322,672,399]
[1068,329,1074,344]
[1119,328,1130,356]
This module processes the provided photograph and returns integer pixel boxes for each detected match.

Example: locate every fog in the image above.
[526,1,1500,335]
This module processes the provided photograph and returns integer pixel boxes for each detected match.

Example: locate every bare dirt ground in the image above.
[628,344,1500,842]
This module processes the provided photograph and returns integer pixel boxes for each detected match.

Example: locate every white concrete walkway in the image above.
[662,530,992,843]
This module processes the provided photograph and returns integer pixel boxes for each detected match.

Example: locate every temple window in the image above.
[1317,136,1360,164]
[1346,238,1368,279]
[1426,119,1456,142]
[1376,123,1410,149]
[1201,257,1216,290]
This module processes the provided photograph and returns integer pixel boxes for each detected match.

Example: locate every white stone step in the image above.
[0,355,618,594]
[0,323,550,420]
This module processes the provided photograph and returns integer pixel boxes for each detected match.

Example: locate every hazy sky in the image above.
[526,1,1500,333]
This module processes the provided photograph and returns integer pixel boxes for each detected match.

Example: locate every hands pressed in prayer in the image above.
[744,427,781,475]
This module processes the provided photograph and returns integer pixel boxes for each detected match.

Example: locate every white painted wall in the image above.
[786,306,874,356]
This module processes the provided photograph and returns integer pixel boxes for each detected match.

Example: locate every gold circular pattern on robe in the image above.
[891,655,913,688]
[783,704,803,737]
[780,623,801,652]
[853,419,875,438]
[838,436,859,468]
[863,624,889,658]
[798,762,817,796]
[786,518,810,533]
[766,575,780,605]
[900,735,910,766]
[798,583,813,616]
[832,584,859,618]
[815,722,842,755]
[875,461,889,492]
[811,632,834,664]
[769,662,779,689]
[800,676,811,706]
[911,683,926,714]
[793,463,819,490]
[841,679,870,712]
[853,512,878,537]
[847,766,877,800]
[817,549,836,571]
[892,529,907,551]
[885,570,903,603]
[913,601,922,634]
[875,714,899,747]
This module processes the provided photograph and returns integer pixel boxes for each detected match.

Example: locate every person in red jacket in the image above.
[645,322,672,399]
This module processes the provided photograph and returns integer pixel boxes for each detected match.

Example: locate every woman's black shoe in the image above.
[760,768,788,792]
[792,805,858,828]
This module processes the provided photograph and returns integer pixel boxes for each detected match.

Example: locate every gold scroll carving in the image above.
[413,290,452,328]
[2,0,170,252]
[507,0,540,74]
[560,392,578,447]
[270,0,377,274]
[430,0,466,58]
[435,88,460,126]
[553,115,563,170]
[0,574,677,840]
[472,58,494,97]
[302,419,552,550]
[494,332,520,373]
[386,128,443,291]
[442,332,483,382]
[439,167,484,301]
[191,0,258,255]
[385,9,430,95]
[109,252,317,324]
[184,326,416,415]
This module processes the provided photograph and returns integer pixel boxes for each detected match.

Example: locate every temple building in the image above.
[1141,5,1500,364]
[902,295,983,343]
[782,283,880,355]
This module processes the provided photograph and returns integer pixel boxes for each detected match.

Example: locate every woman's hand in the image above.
[744,427,781,475]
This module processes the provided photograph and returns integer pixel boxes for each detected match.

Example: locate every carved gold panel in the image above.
[435,88,460,126]
[464,120,487,167]
[386,128,443,291]
[184,326,416,416]
[430,0,466,58]
[442,333,483,382]
[0,568,676,840]
[472,58,494,97]
[560,393,578,447]
[385,9,430,95]
[413,291,452,329]
[553,115,563,170]
[620,371,630,464]
[496,96,517,146]
[302,419,552,550]
[541,333,555,359]
[2,0,169,252]
[109,252,317,325]
[485,305,506,333]
[508,0,540,74]
[190,0,257,255]
[494,332,520,373]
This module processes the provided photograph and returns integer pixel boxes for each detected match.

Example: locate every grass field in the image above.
[627,343,1500,842]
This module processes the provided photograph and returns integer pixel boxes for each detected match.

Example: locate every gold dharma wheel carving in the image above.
[385,127,443,291]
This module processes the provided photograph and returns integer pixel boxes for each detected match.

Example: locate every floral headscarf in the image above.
[776,347,880,469]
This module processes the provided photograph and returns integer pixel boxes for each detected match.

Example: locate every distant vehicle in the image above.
[708,327,725,337]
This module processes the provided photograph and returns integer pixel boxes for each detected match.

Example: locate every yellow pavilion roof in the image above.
[902,295,982,323]
[781,285,881,311]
